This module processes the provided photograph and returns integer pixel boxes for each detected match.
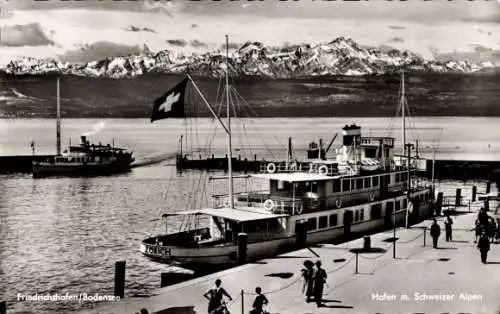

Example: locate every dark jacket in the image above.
[430,223,441,237]
[478,236,490,251]
[444,218,453,231]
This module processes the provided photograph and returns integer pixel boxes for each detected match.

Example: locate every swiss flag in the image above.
[151,78,189,122]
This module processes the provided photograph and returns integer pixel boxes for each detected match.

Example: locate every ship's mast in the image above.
[401,70,413,229]
[401,71,405,161]
[225,34,234,209]
[56,78,61,155]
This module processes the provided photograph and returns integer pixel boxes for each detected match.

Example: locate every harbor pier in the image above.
[176,153,500,180]
[78,203,500,314]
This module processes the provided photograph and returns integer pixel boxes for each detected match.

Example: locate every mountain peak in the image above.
[0,38,492,78]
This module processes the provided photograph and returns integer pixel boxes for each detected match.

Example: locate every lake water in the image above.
[0,117,498,314]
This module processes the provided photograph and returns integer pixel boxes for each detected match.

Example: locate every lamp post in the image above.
[405,143,415,229]
[393,197,397,259]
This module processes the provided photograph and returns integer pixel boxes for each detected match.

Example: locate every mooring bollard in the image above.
[472,186,477,202]
[0,300,6,314]
[363,236,371,251]
[161,272,169,288]
[114,261,126,299]
[455,188,461,207]
[237,233,248,265]
[355,252,359,274]
[295,220,307,249]
[436,192,443,216]
[486,181,491,194]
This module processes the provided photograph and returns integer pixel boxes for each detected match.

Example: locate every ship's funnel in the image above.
[342,124,361,147]
[80,135,87,145]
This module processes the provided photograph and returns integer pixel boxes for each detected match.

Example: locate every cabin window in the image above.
[360,209,365,221]
[371,204,382,219]
[329,214,338,227]
[401,173,407,182]
[386,201,394,213]
[372,176,379,187]
[355,210,359,222]
[364,177,371,188]
[277,180,285,190]
[385,148,390,157]
[332,180,341,193]
[395,173,400,182]
[356,178,363,190]
[311,182,318,193]
[365,148,376,158]
[386,174,391,184]
[342,180,350,192]
[395,199,401,211]
[318,216,328,229]
[307,218,317,231]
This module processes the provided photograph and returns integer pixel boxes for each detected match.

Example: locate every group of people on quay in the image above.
[198,259,329,314]
[474,208,499,264]
[429,207,499,264]
[300,260,328,308]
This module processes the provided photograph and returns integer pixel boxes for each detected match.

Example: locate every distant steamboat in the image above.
[32,135,134,178]
[31,78,134,178]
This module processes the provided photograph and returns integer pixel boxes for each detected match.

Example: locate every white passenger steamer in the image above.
[140,36,434,266]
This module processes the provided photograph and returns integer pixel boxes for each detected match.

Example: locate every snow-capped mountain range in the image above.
[2,37,496,78]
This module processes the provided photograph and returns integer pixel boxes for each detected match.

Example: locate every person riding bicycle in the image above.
[204,279,233,314]
[249,287,269,314]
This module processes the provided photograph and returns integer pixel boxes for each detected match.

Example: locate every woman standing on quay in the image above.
[301,260,315,303]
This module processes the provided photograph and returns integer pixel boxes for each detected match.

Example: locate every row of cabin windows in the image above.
[371,192,429,219]
[354,208,365,222]
[304,192,429,231]
[279,181,318,193]
[307,214,338,231]
[332,172,408,193]
[56,157,88,163]
[371,199,407,219]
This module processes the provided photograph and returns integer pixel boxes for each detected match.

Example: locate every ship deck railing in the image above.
[215,184,434,215]
[258,160,415,176]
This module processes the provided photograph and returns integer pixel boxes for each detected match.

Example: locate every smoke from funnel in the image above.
[82,121,106,137]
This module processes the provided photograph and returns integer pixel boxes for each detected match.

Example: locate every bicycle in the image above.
[210,300,231,314]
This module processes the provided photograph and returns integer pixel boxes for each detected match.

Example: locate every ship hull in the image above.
[32,161,133,178]
[140,198,432,266]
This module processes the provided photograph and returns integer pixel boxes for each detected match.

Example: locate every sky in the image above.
[0,0,499,64]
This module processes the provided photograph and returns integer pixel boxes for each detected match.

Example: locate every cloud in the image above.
[0,23,54,47]
[6,0,499,24]
[470,44,493,53]
[58,41,143,63]
[428,46,440,57]
[166,39,187,47]
[123,25,156,33]
[387,37,405,44]
[190,40,207,48]
[191,24,198,28]
[434,45,500,65]
[221,43,240,50]
[389,25,406,30]
[377,44,397,53]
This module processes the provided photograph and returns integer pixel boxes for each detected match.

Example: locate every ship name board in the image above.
[147,245,171,256]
